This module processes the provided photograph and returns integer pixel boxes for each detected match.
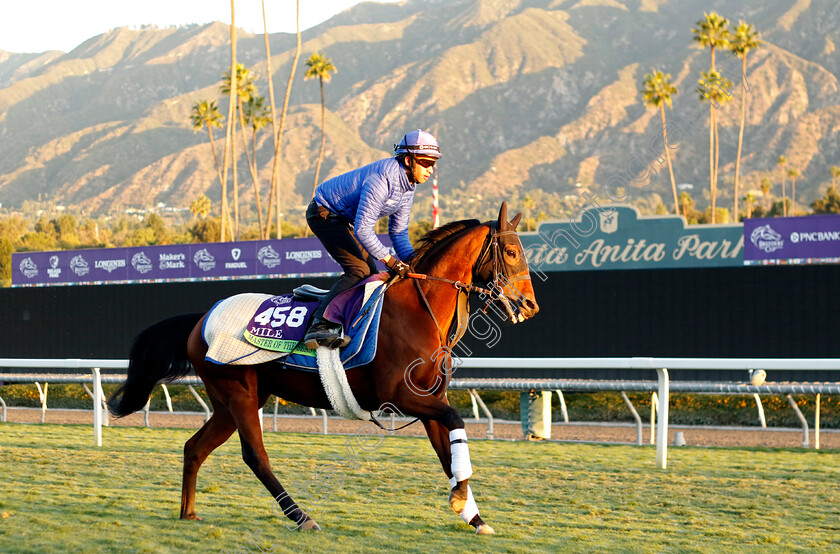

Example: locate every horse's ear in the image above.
[498,202,508,228]
[510,212,522,230]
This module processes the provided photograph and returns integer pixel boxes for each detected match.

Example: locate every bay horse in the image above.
[107,202,539,534]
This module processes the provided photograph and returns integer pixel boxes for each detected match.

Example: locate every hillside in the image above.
[1,0,839,225]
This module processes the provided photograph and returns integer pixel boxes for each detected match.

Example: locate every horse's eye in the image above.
[505,248,519,262]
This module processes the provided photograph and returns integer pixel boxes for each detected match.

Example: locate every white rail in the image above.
[2,357,839,469]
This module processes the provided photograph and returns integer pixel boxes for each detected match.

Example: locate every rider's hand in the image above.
[384,257,410,278]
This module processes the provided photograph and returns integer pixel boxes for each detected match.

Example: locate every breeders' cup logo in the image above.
[19,257,38,279]
[600,210,618,234]
[48,255,61,278]
[258,245,282,269]
[131,252,153,274]
[750,225,784,253]
[70,255,90,276]
[285,249,323,265]
[193,248,216,271]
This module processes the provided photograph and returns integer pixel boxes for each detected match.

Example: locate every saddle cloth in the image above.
[203,277,386,370]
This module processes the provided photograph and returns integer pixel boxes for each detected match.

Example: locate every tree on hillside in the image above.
[729,21,762,221]
[777,155,787,216]
[305,51,338,200]
[222,63,257,239]
[830,165,840,189]
[696,68,733,222]
[693,11,731,224]
[190,99,225,189]
[811,186,840,214]
[787,168,800,213]
[679,191,694,220]
[641,69,679,214]
[522,195,536,231]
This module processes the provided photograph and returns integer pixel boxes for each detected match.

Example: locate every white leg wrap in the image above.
[460,486,479,524]
[449,429,473,482]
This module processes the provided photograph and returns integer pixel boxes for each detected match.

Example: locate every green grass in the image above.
[2,424,840,552]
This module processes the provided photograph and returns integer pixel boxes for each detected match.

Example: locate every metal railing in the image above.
[2,356,840,468]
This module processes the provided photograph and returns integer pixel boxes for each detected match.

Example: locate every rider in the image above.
[303,129,443,349]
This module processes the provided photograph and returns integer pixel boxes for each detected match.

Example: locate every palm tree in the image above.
[696,69,733,221]
[693,12,731,224]
[189,100,225,187]
[264,0,301,240]
[242,95,272,237]
[787,168,800,214]
[190,194,212,221]
[305,52,338,201]
[221,64,256,240]
[760,177,772,210]
[777,155,787,216]
[217,0,238,242]
[743,192,756,219]
[641,69,679,214]
[522,195,536,231]
[730,21,762,221]
[830,165,840,188]
[679,191,693,219]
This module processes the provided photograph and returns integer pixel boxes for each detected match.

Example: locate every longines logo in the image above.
[95,259,126,273]
[286,250,322,265]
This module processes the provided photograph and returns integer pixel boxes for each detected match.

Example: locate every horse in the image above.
[107,202,539,535]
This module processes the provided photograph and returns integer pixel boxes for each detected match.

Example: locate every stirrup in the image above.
[304,321,349,350]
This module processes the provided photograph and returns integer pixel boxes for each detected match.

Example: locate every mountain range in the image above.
[1,0,839,226]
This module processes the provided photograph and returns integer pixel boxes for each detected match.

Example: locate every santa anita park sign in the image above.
[521,206,743,272]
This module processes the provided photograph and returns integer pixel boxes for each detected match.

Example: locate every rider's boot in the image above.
[304,318,351,350]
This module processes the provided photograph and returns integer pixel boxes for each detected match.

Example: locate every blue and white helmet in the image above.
[394,129,442,159]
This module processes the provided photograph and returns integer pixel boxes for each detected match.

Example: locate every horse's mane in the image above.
[412,219,482,263]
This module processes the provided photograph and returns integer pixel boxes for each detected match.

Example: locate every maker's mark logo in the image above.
[258,245,282,269]
[193,248,216,271]
[750,225,784,253]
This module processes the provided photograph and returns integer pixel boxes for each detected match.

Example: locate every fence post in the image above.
[656,368,669,469]
[92,368,102,447]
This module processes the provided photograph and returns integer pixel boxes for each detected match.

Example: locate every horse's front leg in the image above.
[417,397,495,535]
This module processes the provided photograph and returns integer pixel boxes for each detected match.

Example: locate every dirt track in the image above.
[4,407,837,449]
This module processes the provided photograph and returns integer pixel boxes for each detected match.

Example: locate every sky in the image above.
[0,0,401,53]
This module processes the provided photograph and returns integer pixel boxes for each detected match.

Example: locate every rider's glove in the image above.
[385,258,411,278]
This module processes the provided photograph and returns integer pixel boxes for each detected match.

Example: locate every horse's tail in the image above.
[107,313,204,417]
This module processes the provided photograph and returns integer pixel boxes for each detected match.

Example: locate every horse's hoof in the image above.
[449,489,468,514]
[298,518,321,531]
[475,523,496,535]
[181,513,202,521]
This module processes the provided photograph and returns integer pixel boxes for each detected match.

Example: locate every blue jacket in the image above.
[313,157,416,261]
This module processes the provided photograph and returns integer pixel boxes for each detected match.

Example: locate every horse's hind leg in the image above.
[180,399,236,520]
[227,392,320,531]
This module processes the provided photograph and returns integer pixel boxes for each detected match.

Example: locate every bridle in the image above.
[405,221,533,346]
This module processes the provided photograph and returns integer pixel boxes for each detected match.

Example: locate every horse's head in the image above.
[473,202,539,323]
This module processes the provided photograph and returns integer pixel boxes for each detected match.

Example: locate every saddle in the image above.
[202,277,387,370]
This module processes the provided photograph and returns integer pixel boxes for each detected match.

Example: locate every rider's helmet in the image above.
[394,129,443,159]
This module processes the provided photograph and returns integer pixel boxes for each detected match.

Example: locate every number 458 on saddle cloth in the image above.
[243,295,319,353]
